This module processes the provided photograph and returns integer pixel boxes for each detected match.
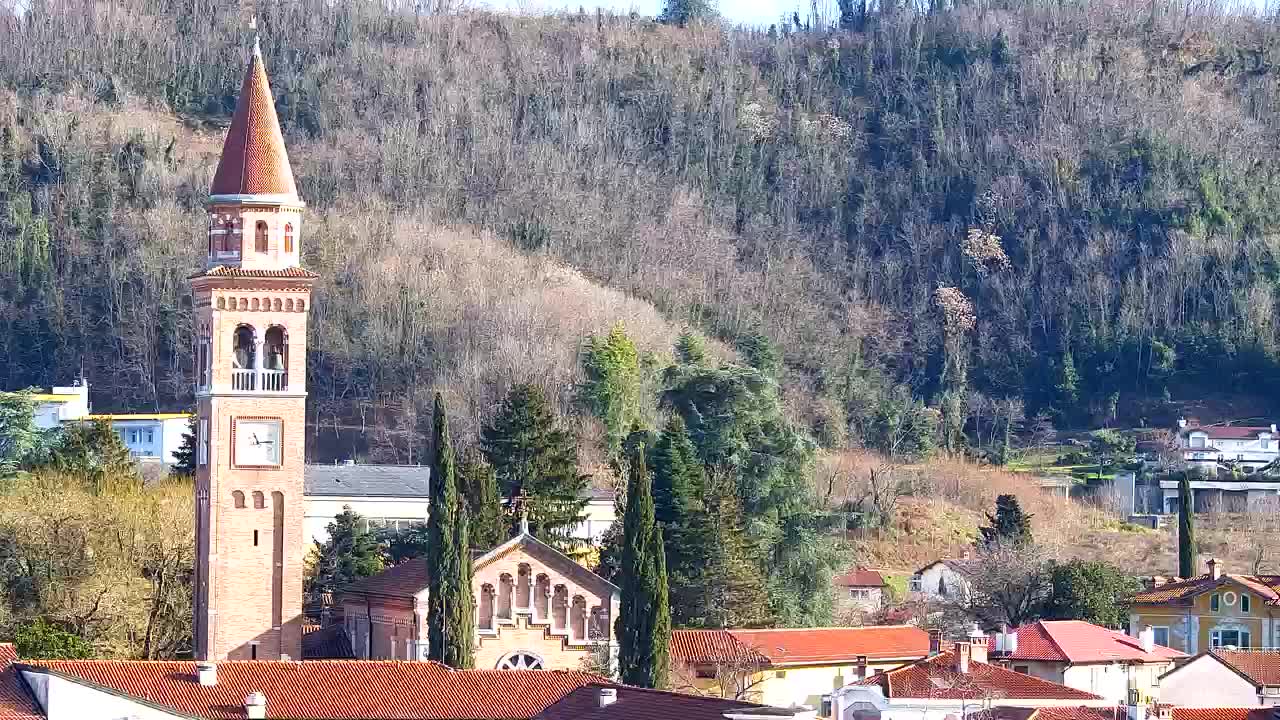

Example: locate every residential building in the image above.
[909,558,974,603]
[830,643,1110,720]
[985,621,1183,703]
[835,569,890,615]
[1179,422,1280,474]
[1159,649,1280,707]
[22,382,192,465]
[303,463,431,544]
[534,684,813,720]
[341,523,619,670]
[1129,558,1280,654]
[671,626,930,710]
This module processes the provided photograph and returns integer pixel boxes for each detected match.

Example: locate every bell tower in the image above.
[190,31,312,661]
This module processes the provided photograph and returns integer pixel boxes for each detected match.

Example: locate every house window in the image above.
[1013,665,1030,675]
[284,223,294,253]
[775,670,787,679]
[130,430,141,445]
[695,666,716,679]
[255,221,268,253]
[909,576,923,593]
[849,588,871,600]
[1211,628,1251,648]
[198,419,208,466]
[145,429,154,445]
[1243,594,1251,613]
[1191,435,1206,449]
[1152,627,1170,647]
[1211,594,1221,612]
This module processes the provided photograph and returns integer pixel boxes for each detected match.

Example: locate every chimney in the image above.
[1146,576,1166,590]
[1178,417,1187,429]
[955,642,973,674]
[196,662,217,687]
[855,655,868,679]
[1208,558,1222,580]
[961,549,972,561]
[1271,424,1277,434]
[597,687,618,708]
[928,629,943,657]
[1139,625,1155,654]
[245,691,267,720]
[994,624,1018,655]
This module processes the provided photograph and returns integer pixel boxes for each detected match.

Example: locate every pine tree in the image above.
[460,451,504,551]
[577,323,642,457]
[677,469,771,628]
[615,444,671,688]
[305,508,386,608]
[481,384,587,549]
[425,393,472,667]
[650,415,700,530]
[1178,473,1196,578]
[980,494,1033,546]
[171,414,197,476]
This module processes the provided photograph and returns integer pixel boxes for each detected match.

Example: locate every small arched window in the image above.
[255,221,268,253]
[221,219,234,254]
[252,491,265,509]
[284,223,294,253]
[232,491,246,509]
[232,325,256,369]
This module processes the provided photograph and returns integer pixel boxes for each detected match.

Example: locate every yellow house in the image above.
[1129,558,1280,654]
[670,626,929,711]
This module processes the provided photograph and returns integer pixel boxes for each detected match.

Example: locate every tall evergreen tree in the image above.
[170,414,197,477]
[305,508,386,609]
[650,414,699,529]
[447,505,475,668]
[615,444,671,688]
[980,494,1033,546]
[425,393,472,667]
[677,469,771,628]
[460,451,504,551]
[1178,473,1196,578]
[481,384,587,549]
[577,323,643,458]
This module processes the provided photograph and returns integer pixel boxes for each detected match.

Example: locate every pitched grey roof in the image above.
[303,463,430,498]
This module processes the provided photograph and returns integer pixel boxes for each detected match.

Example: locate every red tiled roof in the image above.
[991,621,1183,663]
[191,265,319,279]
[857,651,1102,700]
[346,559,429,598]
[1173,709,1276,720]
[210,42,299,198]
[0,646,40,720]
[672,626,928,668]
[670,630,769,666]
[835,569,888,588]
[22,659,606,720]
[1211,649,1280,686]
[1185,426,1273,440]
[1131,574,1280,606]
[534,683,792,720]
[974,707,1126,720]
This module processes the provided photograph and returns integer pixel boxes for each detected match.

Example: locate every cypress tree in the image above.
[446,505,475,668]
[425,393,472,667]
[615,443,671,688]
[1178,473,1196,578]
[461,451,504,551]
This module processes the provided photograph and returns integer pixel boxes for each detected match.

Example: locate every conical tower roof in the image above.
[209,40,299,200]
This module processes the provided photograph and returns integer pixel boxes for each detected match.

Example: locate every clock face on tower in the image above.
[233,418,283,467]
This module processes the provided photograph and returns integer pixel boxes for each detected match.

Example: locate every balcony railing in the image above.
[230,368,287,392]
[232,369,256,391]
[261,369,286,392]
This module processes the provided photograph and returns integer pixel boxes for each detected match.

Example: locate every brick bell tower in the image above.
[190,31,313,661]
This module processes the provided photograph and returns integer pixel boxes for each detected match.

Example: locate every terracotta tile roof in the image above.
[990,621,1183,663]
[1131,574,1280,606]
[534,683,795,720]
[672,626,928,668]
[835,569,888,588]
[1185,426,1274,440]
[301,624,355,660]
[21,659,607,720]
[346,559,428,598]
[191,265,319,279]
[857,651,1102,700]
[1173,710,1277,720]
[210,42,299,198]
[974,707,1126,720]
[0,646,40,720]
[1211,649,1280,686]
[670,630,770,667]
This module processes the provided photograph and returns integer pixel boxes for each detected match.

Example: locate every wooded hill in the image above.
[3,0,1280,456]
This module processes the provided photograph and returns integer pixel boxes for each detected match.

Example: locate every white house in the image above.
[1179,422,1279,473]
[909,558,974,603]
[1159,649,1280,707]
[21,381,191,466]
